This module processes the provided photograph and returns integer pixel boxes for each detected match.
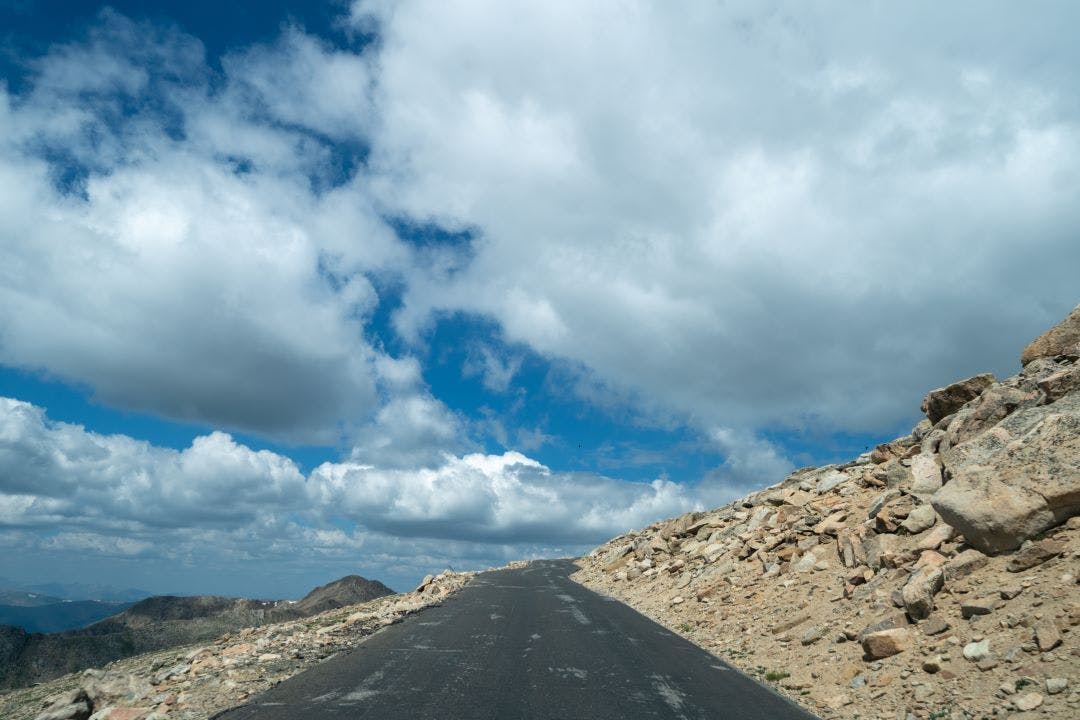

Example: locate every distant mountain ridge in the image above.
[0,600,133,634]
[17,582,151,603]
[0,574,394,691]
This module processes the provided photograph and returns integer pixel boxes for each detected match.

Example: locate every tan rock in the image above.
[1006,539,1064,572]
[920,616,950,636]
[1013,691,1044,711]
[1033,619,1062,651]
[915,522,955,551]
[1039,365,1080,403]
[902,565,944,620]
[863,533,905,570]
[900,504,937,534]
[861,628,912,659]
[1021,303,1080,365]
[1045,678,1068,694]
[812,511,847,535]
[960,596,1001,618]
[770,613,811,635]
[921,373,996,424]
[220,643,256,657]
[933,393,1080,553]
[34,690,92,720]
[909,453,943,495]
[944,548,988,579]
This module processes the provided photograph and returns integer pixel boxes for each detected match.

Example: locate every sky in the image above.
[0,0,1078,599]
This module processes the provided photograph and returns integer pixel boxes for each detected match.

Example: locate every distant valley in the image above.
[0,574,393,690]
[0,594,133,634]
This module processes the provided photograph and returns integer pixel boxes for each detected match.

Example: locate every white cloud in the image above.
[0,12,411,444]
[0,397,727,591]
[360,0,1080,437]
[2,2,1079,593]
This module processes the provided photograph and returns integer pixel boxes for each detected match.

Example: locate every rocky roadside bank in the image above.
[573,306,1080,719]
[0,571,473,720]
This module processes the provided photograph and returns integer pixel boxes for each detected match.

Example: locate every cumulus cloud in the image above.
[0,11,405,444]
[0,397,308,529]
[362,0,1080,437]
[0,397,722,591]
[3,3,1079,594]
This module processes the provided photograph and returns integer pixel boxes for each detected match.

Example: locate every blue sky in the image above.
[0,0,1078,598]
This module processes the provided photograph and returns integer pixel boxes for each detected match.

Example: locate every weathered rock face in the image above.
[933,392,1080,553]
[920,373,996,424]
[1021,303,1080,365]
[569,304,1080,720]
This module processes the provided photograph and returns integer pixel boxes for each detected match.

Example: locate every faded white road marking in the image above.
[650,673,688,713]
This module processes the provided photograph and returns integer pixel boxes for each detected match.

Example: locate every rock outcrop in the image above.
[933,392,1080,553]
[1022,304,1080,365]
[573,304,1080,719]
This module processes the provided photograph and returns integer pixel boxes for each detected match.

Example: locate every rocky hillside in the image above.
[0,575,394,691]
[575,305,1080,719]
[288,575,394,616]
[0,571,471,720]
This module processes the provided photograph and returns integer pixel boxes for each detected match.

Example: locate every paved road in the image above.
[213,560,816,720]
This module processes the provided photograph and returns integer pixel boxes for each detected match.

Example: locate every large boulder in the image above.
[933,393,1080,553]
[938,385,1036,452]
[1021,304,1080,365]
[921,373,996,424]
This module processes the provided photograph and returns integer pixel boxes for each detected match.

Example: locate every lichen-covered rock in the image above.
[1039,366,1080,403]
[933,393,1080,553]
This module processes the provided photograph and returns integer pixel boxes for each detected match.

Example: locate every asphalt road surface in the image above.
[213,560,817,720]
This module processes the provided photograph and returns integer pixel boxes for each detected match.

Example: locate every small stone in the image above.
[944,548,988,580]
[792,553,818,573]
[1045,677,1068,694]
[1013,692,1044,711]
[902,566,944,620]
[671,596,685,605]
[1007,539,1065,572]
[34,690,92,720]
[963,639,990,661]
[920,616,950,636]
[825,693,852,709]
[913,684,935,702]
[976,656,999,671]
[961,597,1002,619]
[999,586,1023,600]
[1033,620,1062,652]
[922,656,942,673]
[1038,365,1080,402]
[861,628,912,659]
[900,504,937,534]
[770,613,811,635]
[801,625,825,646]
